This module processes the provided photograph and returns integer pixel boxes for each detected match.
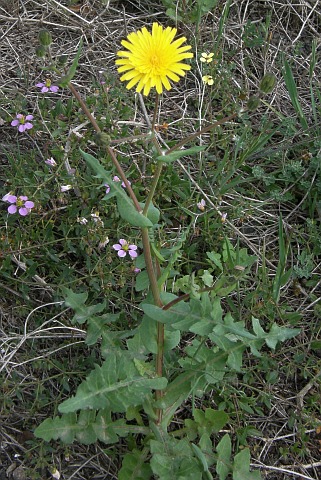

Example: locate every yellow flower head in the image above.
[116,23,193,96]
[200,52,214,63]
[202,75,214,86]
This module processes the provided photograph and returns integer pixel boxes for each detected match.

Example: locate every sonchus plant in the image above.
[34,24,296,479]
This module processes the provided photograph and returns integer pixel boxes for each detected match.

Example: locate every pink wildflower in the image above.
[11,114,33,132]
[104,177,131,194]
[197,199,206,211]
[113,239,138,258]
[3,194,35,216]
[36,79,59,93]
[45,157,57,167]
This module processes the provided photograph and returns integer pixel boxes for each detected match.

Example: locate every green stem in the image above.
[69,80,165,421]
[143,161,163,215]
[141,228,162,307]
[146,94,166,422]
[152,93,160,130]
[154,257,164,421]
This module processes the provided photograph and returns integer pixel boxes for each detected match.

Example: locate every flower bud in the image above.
[247,95,260,111]
[35,45,47,58]
[57,55,68,67]
[259,73,277,94]
[95,132,111,146]
[38,29,52,47]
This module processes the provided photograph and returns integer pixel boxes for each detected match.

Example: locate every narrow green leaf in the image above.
[80,149,152,227]
[58,39,83,87]
[282,58,308,129]
[117,195,152,227]
[191,443,212,476]
[157,146,206,163]
[139,201,160,225]
[150,242,166,262]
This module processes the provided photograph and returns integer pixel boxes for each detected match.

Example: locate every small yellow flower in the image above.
[116,23,193,96]
[202,75,214,86]
[200,52,214,63]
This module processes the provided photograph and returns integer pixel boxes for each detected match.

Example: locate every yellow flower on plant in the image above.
[200,52,214,63]
[202,75,214,86]
[116,22,193,96]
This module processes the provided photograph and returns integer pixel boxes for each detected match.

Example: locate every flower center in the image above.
[150,54,159,67]
[16,197,24,207]
[19,115,26,125]
[122,244,129,251]
[45,79,52,87]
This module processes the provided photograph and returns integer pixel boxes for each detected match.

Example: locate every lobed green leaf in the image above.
[58,354,167,413]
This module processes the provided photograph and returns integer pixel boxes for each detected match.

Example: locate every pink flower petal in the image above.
[8,204,17,214]
[119,239,127,246]
[18,125,26,132]
[36,83,45,88]
[19,207,29,216]
[50,86,59,93]
[25,115,34,121]
[45,157,57,167]
[128,245,137,250]
[112,244,122,251]
[24,122,33,130]
[5,195,17,203]
[11,120,19,126]
[117,250,126,257]
[24,201,34,209]
[20,196,28,201]
[129,250,138,258]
